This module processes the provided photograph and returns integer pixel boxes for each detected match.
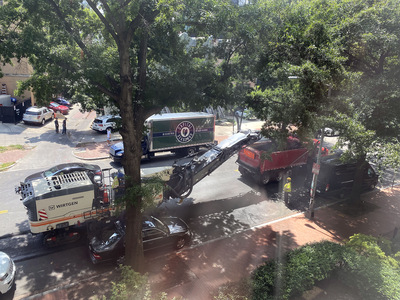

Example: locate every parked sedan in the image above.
[88,216,192,264]
[48,101,69,115]
[55,97,71,107]
[324,127,339,136]
[0,251,16,295]
[24,163,102,185]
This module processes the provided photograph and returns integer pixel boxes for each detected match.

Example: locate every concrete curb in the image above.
[71,151,111,161]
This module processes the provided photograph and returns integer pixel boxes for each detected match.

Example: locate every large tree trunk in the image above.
[117,38,146,272]
[350,154,368,204]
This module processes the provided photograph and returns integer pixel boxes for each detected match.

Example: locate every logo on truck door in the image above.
[176,121,195,143]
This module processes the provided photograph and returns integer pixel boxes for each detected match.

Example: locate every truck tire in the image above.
[186,147,197,156]
[41,119,46,125]
[146,152,155,160]
[258,173,270,185]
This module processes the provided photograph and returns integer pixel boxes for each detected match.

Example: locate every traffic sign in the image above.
[312,163,320,175]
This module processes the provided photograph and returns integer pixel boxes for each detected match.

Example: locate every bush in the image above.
[248,235,400,300]
[107,265,174,300]
[251,241,345,300]
[213,278,252,300]
[339,234,400,300]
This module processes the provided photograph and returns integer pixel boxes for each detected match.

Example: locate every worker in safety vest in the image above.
[112,169,125,197]
[283,177,292,204]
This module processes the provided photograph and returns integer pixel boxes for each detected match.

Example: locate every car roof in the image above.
[26,106,46,112]
[95,115,121,120]
[48,163,100,171]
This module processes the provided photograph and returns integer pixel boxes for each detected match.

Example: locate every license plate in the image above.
[56,222,69,229]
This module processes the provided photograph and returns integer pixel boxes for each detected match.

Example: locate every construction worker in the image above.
[283,177,292,204]
[112,169,125,197]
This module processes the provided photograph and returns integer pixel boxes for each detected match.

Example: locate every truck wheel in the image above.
[41,119,45,125]
[259,173,270,185]
[187,147,197,156]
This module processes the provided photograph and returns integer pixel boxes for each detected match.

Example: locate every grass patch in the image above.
[0,162,15,170]
[0,144,25,153]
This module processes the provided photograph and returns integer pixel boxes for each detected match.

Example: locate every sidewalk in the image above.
[25,186,400,300]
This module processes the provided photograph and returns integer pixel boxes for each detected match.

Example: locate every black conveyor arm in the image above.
[164,131,260,200]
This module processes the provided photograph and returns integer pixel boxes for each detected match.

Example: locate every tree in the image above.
[244,0,346,140]
[0,0,227,271]
[325,0,400,201]
[239,0,400,201]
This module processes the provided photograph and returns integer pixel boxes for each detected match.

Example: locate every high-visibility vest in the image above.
[283,182,291,193]
[112,176,120,188]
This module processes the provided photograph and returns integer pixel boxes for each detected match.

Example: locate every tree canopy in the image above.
[1,0,400,271]
[0,0,236,270]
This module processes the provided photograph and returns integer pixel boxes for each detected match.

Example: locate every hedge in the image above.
[245,235,400,300]
[251,241,345,300]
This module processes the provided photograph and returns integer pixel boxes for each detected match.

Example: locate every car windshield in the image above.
[43,166,61,177]
[25,110,40,115]
[104,232,122,247]
[51,102,59,107]
[151,217,169,233]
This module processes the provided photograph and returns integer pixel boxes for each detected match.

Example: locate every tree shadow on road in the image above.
[148,225,299,298]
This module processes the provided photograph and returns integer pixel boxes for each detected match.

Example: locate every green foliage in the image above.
[108,265,151,300]
[248,235,400,300]
[368,139,400,183]
[107,265,176,300]
[345,233,399,268]
[0,162,15,170]
[340,247,400,300]
[114,176,164,212]
[251,241,344,300]
[213,278,252,300]
[0,144,25,153]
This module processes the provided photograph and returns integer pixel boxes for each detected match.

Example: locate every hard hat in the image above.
[287,177,291,181]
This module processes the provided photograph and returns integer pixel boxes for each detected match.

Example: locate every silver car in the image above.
[23,106,54,125]
[0,251,16,294]
[91,115,121,132]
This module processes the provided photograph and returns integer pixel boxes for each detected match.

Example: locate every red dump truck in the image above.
[237,136,322,184]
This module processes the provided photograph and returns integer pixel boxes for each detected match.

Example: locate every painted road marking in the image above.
[0,210,8,214]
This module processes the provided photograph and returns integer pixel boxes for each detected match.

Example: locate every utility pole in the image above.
[308,130,324,219]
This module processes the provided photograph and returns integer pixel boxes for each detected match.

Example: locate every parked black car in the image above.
[24,163,102,185]
[88,216,192,264]
[314,151,378,197]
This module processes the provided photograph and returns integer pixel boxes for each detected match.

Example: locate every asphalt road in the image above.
[0,107,396,299]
